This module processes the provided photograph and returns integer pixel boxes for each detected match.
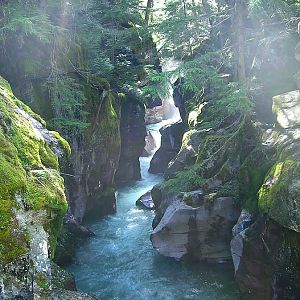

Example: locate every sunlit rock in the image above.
[273,90,300,129]
[151,192,239,262]
[149,121,184,174]
[136,190,155,210]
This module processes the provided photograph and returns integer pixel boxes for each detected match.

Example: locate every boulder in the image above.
[0,76,70,298]
[149,121,184,174]
[273,90,300,129]
[231,217,300,300]
[54,211,95,266]
[142,129,157,157]
[257,92,300,233]
[136,191,155,210]
[151,191,239,262]
[166,129,206,176]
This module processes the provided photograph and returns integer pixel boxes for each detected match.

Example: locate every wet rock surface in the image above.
[142,129,157,157]
[136,190,155,210]
[149,121,184,174]
[115,97,146,184]
[231,86,300,299]
[0,77,81,299]
[151,191,239,262]
[273,90,300,129]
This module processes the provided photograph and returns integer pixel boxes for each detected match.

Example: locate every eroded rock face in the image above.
[166,129,206,176]
[231,89,300,300]
[231,217,300,300]
[149,121,184,174]
[115,97,146,184]
[0,76,75,298]
[142,129,157,157]
[63,86,122,222]
[151,191,239,262]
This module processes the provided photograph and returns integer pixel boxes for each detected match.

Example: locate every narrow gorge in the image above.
[0,1,300,300]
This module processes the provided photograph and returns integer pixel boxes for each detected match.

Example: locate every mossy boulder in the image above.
[257,91,300,233]
[0,76,69,297]
[239,129,277,213]
[259,158,300,233]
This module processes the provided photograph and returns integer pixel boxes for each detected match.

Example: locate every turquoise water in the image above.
[67,123,241,300]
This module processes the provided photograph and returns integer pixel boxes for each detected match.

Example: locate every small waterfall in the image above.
[160,58,182,122]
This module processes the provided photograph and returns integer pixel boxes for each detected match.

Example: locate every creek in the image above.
[67,98,240,300]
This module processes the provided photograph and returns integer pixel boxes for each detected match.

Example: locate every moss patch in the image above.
[239,145,275,213]
[0,76,68,264]
[51,131,71,159]
[259,159,300,233]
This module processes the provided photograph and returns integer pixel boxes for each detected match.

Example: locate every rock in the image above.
[258,149,300,233]
[51,263,76,291]
[54,211,95,266]
[136,191,155,209]
[230,90,300,300]
[257,94,300,233]
[166,129,205,176]
[115,96,146,184]
[230,218,273,300]
[146,98,162,109]
[151,192,239,262]
[52,289,100,300]
[173,78,188,122]
[0,76,70,299]
[142,129,157,157]
[232,210,253,237]
[67,86,122,222]
[231,217,300,300]
[149,121,184,174]
[273,90,300,129]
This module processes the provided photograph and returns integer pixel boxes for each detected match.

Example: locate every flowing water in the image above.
[67,106,241,300]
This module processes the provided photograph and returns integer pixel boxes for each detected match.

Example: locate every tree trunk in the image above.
[145,0,154,26]
[234,0,247,81]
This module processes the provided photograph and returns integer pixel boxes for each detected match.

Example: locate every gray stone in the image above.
[136,191,155,210]
[273,90,300,129]
[151,194,239,262]
[149,121,184,174]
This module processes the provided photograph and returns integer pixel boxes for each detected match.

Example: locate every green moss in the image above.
[259,159,300,232]
[161,164,207,194]
[39,143,59,169]
[0,76,68,264]
[0,199,28,266]
[14,98,46,126]
[24,169,67,255]
[239,146,274,213]
[36,272,50,290]
[196,133,234,177]
[89,76,111,90]
[0,133,27,199]
[84,90,121,157]
[25,170,67,210]
[51,131,71,158]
